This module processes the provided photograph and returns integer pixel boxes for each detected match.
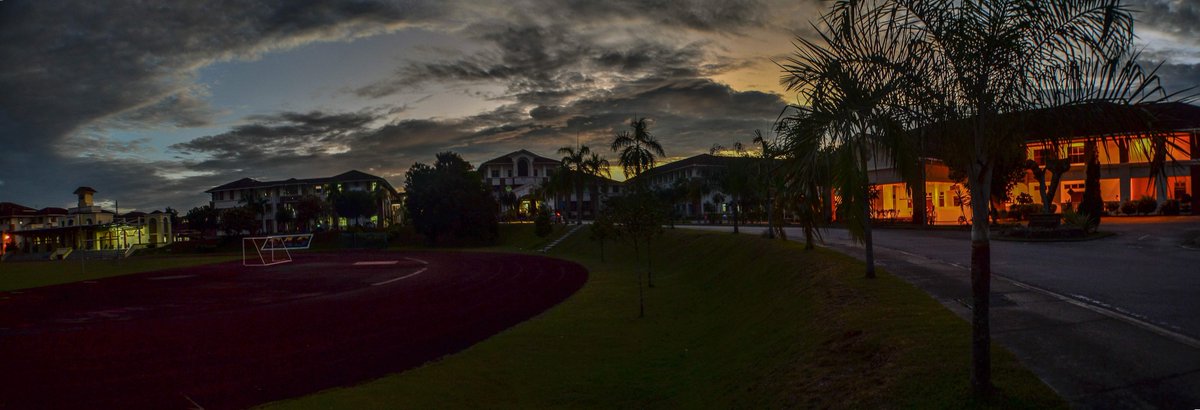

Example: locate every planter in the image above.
[1028,213,1062,229]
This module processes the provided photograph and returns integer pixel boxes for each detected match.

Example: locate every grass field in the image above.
[0,255,239,292]
[265,227,1063,409]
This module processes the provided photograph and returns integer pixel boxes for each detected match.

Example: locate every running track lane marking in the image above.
[370,267,428,286]
[354,261,399,266]
[370,257,431,286]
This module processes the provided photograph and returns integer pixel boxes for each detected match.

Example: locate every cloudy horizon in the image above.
[1,0,1197,211]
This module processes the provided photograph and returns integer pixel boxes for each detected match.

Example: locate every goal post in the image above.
[242,234,313,266]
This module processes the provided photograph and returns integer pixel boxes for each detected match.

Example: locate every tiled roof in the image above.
[205,170,398,194]
[479,150,562,167]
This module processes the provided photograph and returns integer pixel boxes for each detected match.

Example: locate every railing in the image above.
[124,244,147,258]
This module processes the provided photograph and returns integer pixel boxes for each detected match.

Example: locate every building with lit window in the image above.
[205,170,399,233]
[478,150,624,219]
[864,102,1200,223]
[0,187,173,256]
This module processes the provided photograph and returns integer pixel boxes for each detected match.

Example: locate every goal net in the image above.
[242,234,313,266]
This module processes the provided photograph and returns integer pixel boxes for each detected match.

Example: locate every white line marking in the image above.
[354,261,399,266]
[404,257,429,265]
[371,267,428,286]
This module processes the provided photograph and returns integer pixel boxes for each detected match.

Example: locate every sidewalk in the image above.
[683,225,1200,408]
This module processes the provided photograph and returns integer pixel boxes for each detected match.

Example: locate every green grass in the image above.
[0,255,238,292]
[492,222,573,251]
[264,227,1063,409]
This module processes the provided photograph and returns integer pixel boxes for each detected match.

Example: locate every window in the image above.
[517,158,530,177]
[1032,148,1050,166]
[533,169,539,177]
[507,170,513,177]
[938,191,945,207]
[1068,144,1085,164]
[491,170,499,178]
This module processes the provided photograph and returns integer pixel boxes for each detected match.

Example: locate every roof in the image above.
[479,149,562,167]
[73,186,97,195]
[0,202,36,216]
[630,154,761,181]
[917,102,1200,146]
[35,207,68,216]
[205,170,398,194]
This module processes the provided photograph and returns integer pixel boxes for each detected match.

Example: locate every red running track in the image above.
[0,251,587,409]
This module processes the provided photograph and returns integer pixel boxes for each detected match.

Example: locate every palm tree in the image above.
[611,117,666,181]
[788,0,1178,394]
[558,145,592,224]
[239,193,270,234]
[584,152,611,215]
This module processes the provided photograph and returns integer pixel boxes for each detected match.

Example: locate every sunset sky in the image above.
[1,0,1197,211]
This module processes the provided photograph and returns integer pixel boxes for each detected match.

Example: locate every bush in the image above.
[1015,192,1034,205]
[1160,199,1181,216]
[1062,209,1093,233]
[1136,196,1158,215]
[534,209,553,237]
[1008,203,1040,221]
[1120,201,1137,215]
[1104,201,1121,215]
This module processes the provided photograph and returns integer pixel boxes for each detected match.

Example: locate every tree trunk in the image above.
[1080,140,1103,229]
[646,239,653,288]
[575,180,583,225]
[862,185,876,279]
[634,239,644,318]
[732,199,740,234]
[765,189,776,239]
[969,161,995,396]
[912,168,927,225]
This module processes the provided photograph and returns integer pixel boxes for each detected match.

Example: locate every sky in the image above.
[0,0,1197,211]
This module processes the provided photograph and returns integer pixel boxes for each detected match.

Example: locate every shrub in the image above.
[1121,201,1137,215]
[1160,199,1181,216]
[534,208,553,237]
[1008,203,1040,220]
[1104,201,1121,215]
[1015,192,1034,205]
[1062,209,1093,233]
[1136,196,1158,215]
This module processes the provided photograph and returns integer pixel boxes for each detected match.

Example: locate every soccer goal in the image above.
[242,234,314,266]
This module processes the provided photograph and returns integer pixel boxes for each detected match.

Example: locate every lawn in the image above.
[265,227,1063,409]
[0,255,238,292]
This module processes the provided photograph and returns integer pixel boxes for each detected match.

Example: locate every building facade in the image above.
[206,170,399,233]
[864,103,1200,223]
[1,187,173,255]
[478,150,623,219]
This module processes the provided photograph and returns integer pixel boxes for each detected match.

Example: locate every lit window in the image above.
[1068,145,1085,164]
[938,191,945,207]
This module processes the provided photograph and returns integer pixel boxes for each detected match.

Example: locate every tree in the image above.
[219,206,257,236]
[238,193,269,234]
[609,190,666,317]
[611,117,666,180]
[589,208,616,262]
[332,190,376,227]
[789,0,1175,395]
[274,205,295,232]
[558,145,591,225]
[1025,152,1072,214]
[294,195,327,232]
[184,205,220,236]
[405,152,499,245]
[534,207,553,238]
[584,152,612,215]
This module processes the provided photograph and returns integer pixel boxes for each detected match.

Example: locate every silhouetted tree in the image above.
[405,152,499,245]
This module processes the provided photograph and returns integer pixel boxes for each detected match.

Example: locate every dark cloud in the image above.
[0,1,446,209]
[0,0,790,211]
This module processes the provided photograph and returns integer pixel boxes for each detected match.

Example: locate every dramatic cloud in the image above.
[0,0,1195,211]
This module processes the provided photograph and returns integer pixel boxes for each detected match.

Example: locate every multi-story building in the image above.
[205,170,399,233]
[631,154,764,219]
[0,187,173,255]
[478,150,624,219]
[865,102,1200,223]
